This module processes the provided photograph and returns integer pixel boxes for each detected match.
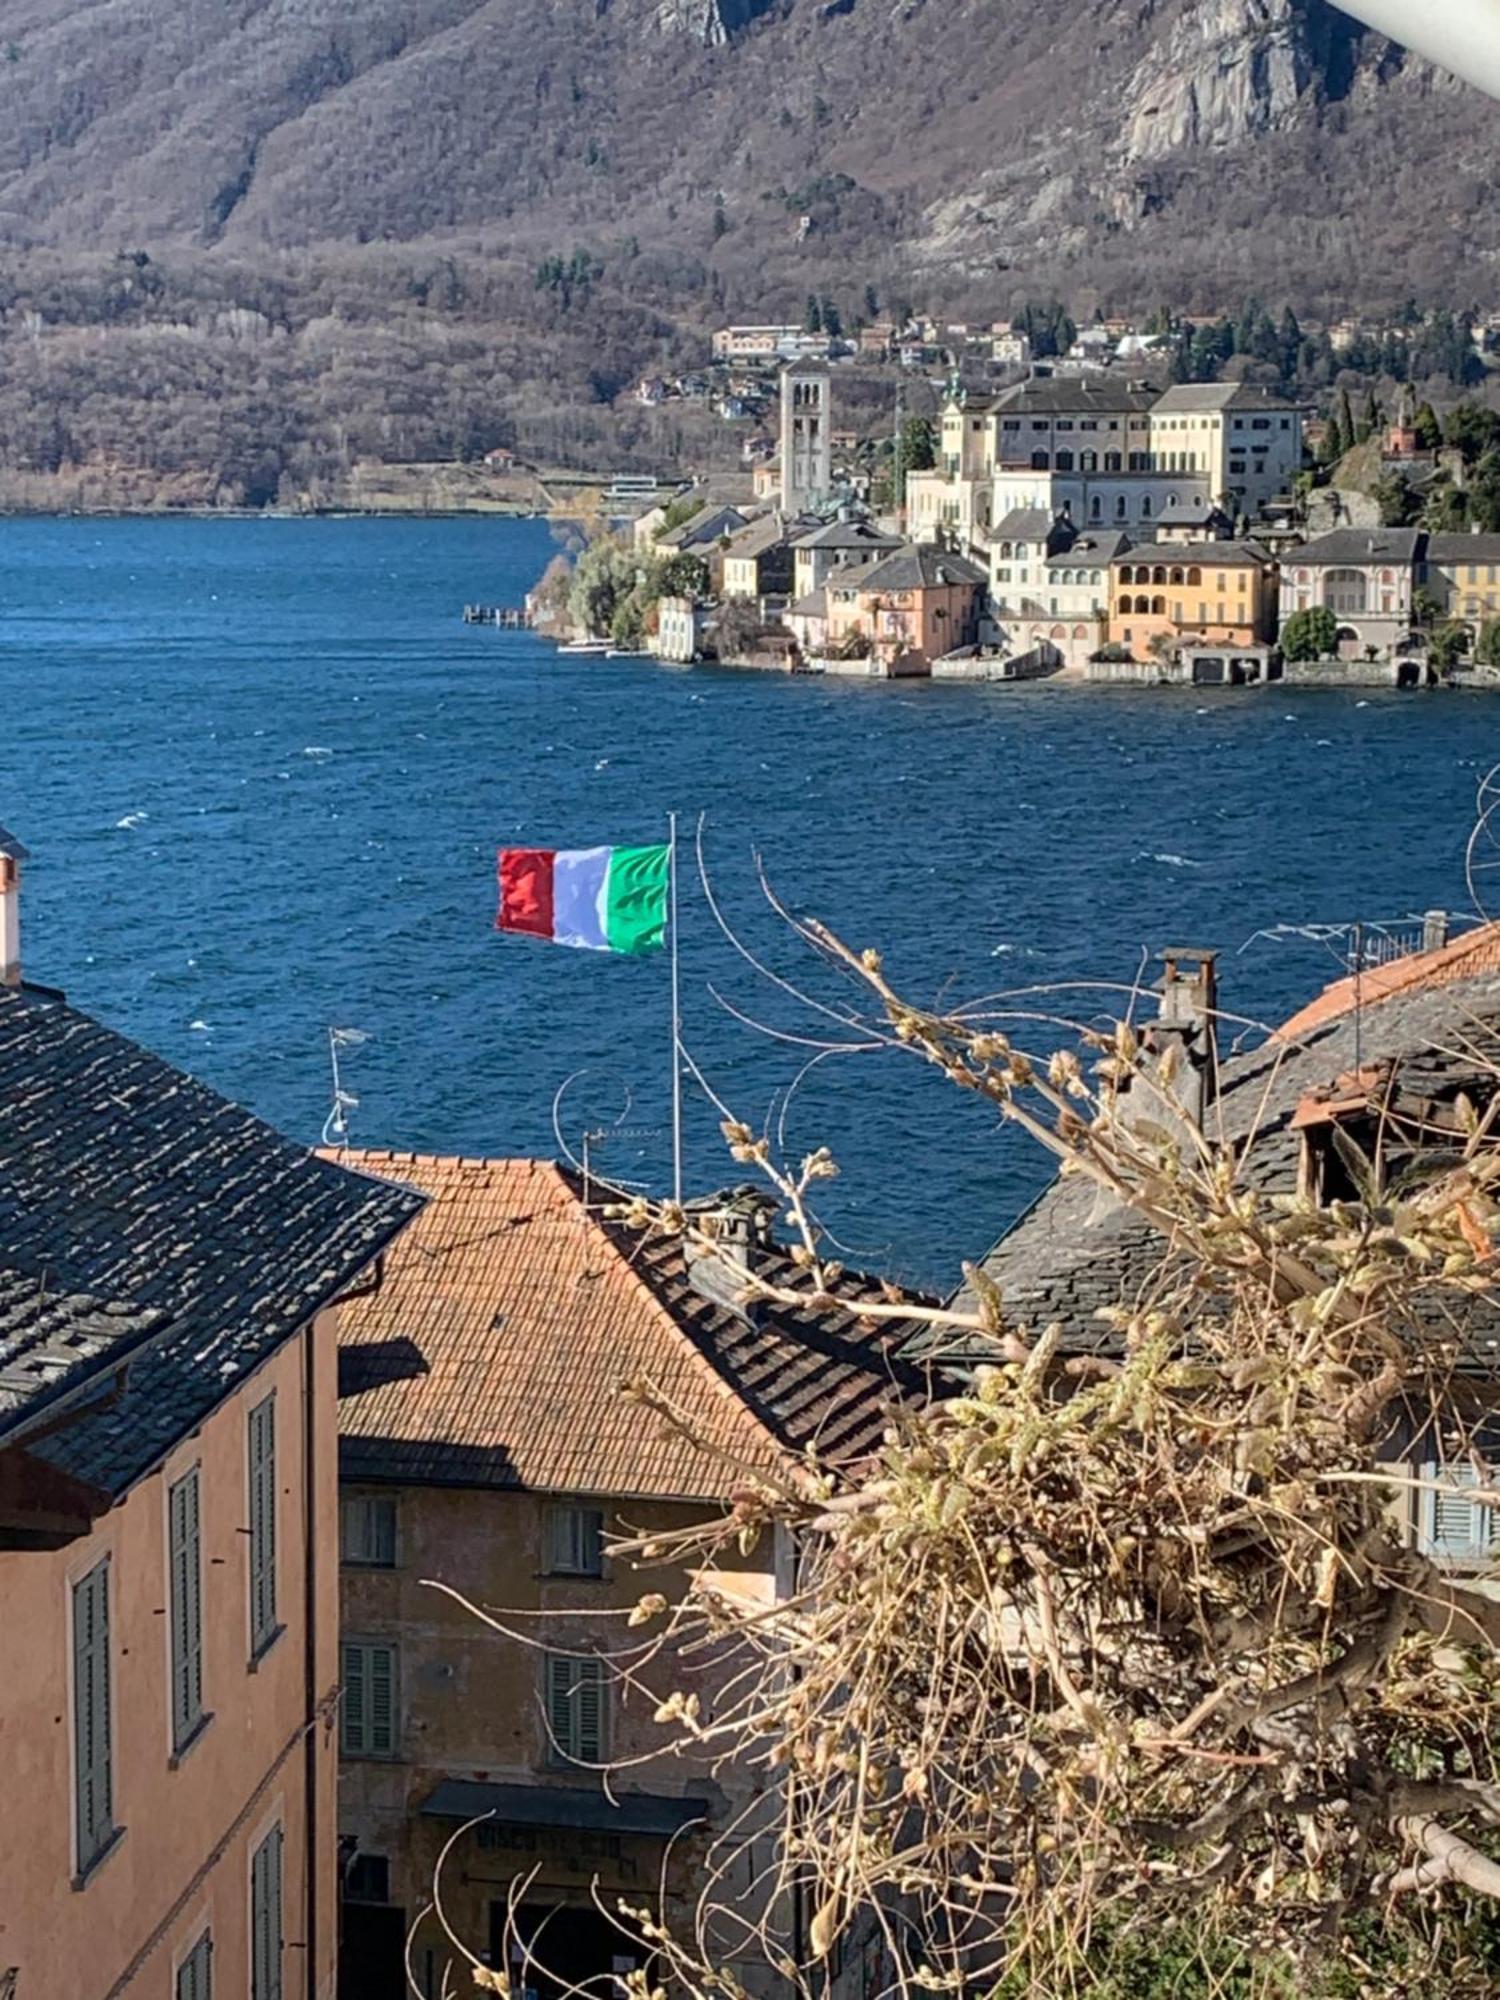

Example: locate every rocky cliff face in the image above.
[0,0,1488,310]
[1124,0,1317,160]
[654,0,779,44]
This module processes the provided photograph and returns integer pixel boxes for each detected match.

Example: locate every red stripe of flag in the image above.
[497,848,555,939]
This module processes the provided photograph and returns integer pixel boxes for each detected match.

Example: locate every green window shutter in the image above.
[248,1396,277,1652]
[342,1641,367,1755]
[72,1558,113,1869]
[575,1659,604,1764]
[545,1506,605,1576]
[369,1645,396,1756]
[343,1641,397,1757]
[544,1654,605,1763]
[545,1653,574,1759]
[177,1930,212,2000]
[544,1506,573,1573]
[252,1825,283,2000]
[170,1468,203,1749]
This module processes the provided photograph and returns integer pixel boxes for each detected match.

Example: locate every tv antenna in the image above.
[322,1026,369,1150]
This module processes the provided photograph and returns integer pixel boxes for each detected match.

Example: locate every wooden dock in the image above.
[463,604,533,628]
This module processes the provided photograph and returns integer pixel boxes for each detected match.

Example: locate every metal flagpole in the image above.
[669,811,683,1206]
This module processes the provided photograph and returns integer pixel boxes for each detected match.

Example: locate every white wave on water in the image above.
[1141,851,1203,869]
[115,811,149,829]
[189,1019,211,1032]
[594,758,610,770]
[302,745,334,758]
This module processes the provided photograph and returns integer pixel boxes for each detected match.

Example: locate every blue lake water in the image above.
[1,514,1495,1287]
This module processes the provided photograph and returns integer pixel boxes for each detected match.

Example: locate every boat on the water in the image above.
[557,639,611,656]
[605,647,649,659]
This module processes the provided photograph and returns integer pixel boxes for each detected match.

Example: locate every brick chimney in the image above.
[1148,949,1220,1131]
[0,826,27,988]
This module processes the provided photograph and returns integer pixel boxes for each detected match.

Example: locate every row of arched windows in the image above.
[1119,595,1168,615]
[1119,565,1203,587]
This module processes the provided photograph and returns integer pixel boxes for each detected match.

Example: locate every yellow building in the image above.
[1427,533,1500,632]
[1109,541,1278,658]
[332,1154,928,2000]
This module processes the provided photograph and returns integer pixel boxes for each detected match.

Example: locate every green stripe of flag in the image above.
[604,843,671,955]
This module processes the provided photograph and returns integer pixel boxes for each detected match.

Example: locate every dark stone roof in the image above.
[1290,528,1425,567]
[1046,532,1130,568]
[992,507,1061,543]
[858,545,987,592]
[1113,540,1275,569]
[959,966,1500,1366]
[1153,383,1300,413]
[996,380,1156,418]
[1426,534,1500,565]
[0,825,28,862]
[0,982,424,1492]
[795,518,902,553]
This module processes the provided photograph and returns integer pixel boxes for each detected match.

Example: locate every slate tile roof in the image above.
[858,546,988,593]
[0,982,425,1491]
[958,940,1500,1367]
[332,1154,934,1503]
[1289,528,1425,567]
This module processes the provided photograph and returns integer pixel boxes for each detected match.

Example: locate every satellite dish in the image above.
[1335,1,1500,102]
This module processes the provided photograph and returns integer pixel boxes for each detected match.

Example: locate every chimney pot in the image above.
[0,827,27,989]
[1422,908,1449,953]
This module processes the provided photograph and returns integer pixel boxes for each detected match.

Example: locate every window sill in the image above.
[72,1825,126,1891]
[537,1570,607,1583]
[341,1559,398,1572]
[169,1710,215,1769]
[248,1623,286,1672]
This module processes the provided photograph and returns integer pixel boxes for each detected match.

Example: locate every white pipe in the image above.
[1335,1,1500,102]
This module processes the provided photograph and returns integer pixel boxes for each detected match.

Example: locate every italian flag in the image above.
[497,843,671,955]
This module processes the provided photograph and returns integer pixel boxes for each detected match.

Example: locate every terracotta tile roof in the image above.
[1277,923,1500,1040]
[331,1154,932,1504]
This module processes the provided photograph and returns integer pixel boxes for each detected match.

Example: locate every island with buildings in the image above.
[522,314,1500,691]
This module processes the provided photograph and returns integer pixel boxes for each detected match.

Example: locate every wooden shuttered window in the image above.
[176,1930,213,2000]
[544,1653,606,1765]
[1420,1463,1500,1564]
[340,1493,397,1568]
[544,1505,605,1577]
[248,1394,278,1656]
[342,1640,398,1758]
[169,1467,204,1750]
[251,1823,284,2000]
[72,1556,114,1873]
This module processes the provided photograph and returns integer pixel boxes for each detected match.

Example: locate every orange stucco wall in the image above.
[1109,559,1276,657]
[0,1308,341,2000]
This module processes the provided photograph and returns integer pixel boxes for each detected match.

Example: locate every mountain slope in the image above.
[0,0,1493,307]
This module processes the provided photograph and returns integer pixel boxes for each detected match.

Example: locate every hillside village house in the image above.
[987,520,1128,668]
[1150,383,1304,515]
[720,514,806,608]
[968,921,1500,1579]
[328,1154,928,2000]
[0,828,423,2000]
[907,379,1303,551]
[790,517,903,601]
[1430,532,1500,630]
[1278,527,1424,659]
[824,545,987,672]
[1109,541,1278,658]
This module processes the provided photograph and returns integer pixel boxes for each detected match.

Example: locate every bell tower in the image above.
[779,361,831,513]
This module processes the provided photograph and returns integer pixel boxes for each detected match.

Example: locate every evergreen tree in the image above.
[804,294,823,334]
[821,298,842,340]
[863,283,880,322]
[1414,401,1443,452]
[1477,618,1500,667]
[1338,387,1357,457]
[1277,305,1303,380]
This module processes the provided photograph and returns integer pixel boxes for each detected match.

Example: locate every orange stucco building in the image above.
[326,1156,932,2000]
[1108,541,1278,659]
[0,829,422,2000]
[825,544,988,671]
